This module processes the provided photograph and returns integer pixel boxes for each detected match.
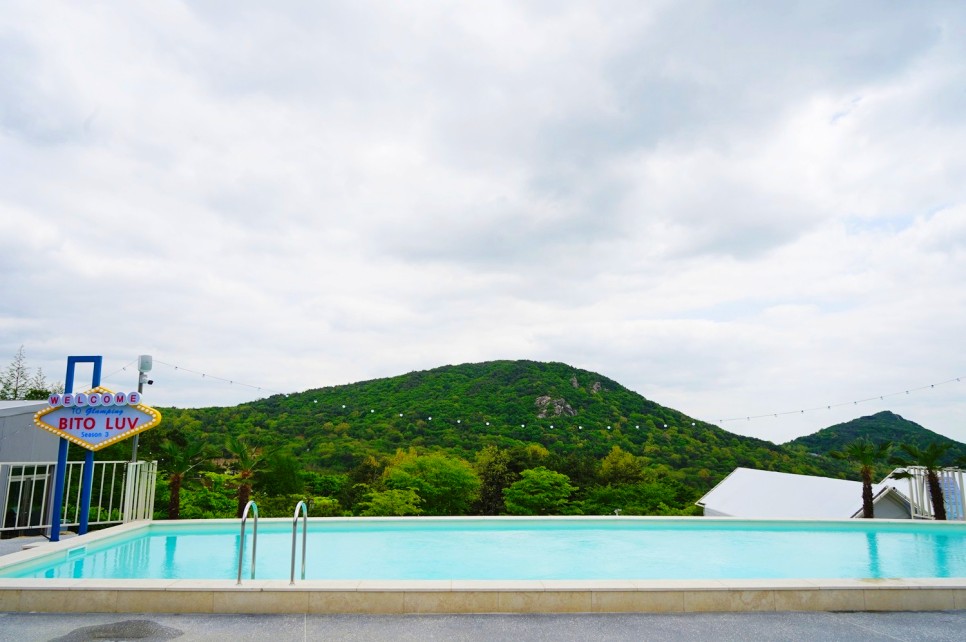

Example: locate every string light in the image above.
[130,358,962,435]
[77,360,682,439]
[154,360,285,395]
[718,375,964,424]
[108,360,138,380]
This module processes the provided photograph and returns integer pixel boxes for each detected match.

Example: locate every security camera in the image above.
[147,380,154,385]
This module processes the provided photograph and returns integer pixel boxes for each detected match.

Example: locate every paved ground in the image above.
[0,611,963,642]
[0,534,75,557]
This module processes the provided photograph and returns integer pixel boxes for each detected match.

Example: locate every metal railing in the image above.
[122,461,157,522]
[896,466,965,521]
[236,500,259,584]
[290,500,308,584]
[0,460,157,535]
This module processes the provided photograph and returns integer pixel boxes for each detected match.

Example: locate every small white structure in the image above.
[0,400,57,462]
[696,468,911,519]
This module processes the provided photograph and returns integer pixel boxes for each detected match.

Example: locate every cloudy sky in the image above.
[2,1,965,444]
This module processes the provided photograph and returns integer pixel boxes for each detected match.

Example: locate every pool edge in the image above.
[2,578,965,614]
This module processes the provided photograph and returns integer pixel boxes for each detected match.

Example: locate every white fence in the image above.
[898,466,966,521]
[0,460,157,535]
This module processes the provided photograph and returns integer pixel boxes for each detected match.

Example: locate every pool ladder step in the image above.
[235,500,310,584]
[236,500,258,584]
[291,500,307,584]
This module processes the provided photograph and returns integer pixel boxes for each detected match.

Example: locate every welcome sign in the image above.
[33,386,163,451]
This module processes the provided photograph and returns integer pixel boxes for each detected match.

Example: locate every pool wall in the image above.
[1,519,965,614]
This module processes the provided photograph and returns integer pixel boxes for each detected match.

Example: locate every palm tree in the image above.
[830,439,891,518]
[157,439,210,520]
[891,442,953,521]
[225,435,269,518]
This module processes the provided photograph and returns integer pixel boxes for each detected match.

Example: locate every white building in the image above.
[696,467,911,519]
[0,400,57,463]
[1,400,59,533]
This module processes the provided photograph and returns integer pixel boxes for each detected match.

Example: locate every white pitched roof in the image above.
[0,400,48,418]
[696,467,906,519]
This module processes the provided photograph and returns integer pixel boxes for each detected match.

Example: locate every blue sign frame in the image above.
[49,356,102,542]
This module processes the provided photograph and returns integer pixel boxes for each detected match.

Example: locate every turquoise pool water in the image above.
[3,518,965,581]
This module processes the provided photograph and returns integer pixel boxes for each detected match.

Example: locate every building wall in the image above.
[872,494,912,519]
[0,404,59,463]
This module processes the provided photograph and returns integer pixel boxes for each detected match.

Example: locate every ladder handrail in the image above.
[236,500,259,584]
[290,500,308,584]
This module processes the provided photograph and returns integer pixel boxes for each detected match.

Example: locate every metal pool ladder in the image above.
[236,500,259,584]
[290,500,308,584]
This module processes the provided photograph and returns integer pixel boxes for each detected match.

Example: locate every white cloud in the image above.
[2,1,964,444]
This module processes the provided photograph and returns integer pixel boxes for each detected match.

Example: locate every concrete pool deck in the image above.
[2,611,966,642]
[2,521,965,615]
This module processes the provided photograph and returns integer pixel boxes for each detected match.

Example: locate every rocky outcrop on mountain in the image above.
[535,395,577,418]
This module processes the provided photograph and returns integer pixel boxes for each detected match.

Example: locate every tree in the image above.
[474,445,516,515]
[225,435,270,518]
[157,439,210,520]
[580,480,697,516]
[599,445,644,486]
[176,472,237,519]
[358,488,423,516]
[254,452,304,496]
[0,346,31,400]
[503,467,576,515]
[891,442,954,521]
[0,347,58,400]
[830,439,891,518]
[383,452,481,515]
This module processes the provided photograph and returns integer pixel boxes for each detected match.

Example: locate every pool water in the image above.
[3,518,965,581]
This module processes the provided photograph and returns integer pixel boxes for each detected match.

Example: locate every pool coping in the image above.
[2,519,965,614]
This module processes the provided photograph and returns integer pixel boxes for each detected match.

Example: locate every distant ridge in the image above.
[126,360,966,516]
[785,411,966,464]
[141,360,853,498]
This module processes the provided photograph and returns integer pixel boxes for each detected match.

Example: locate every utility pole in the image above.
[130,354,152,462]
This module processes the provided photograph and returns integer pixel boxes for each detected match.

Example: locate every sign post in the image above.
[47,357,102,541]
[38,356,162,541]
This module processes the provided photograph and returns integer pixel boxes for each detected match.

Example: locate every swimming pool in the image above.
[2,517,965,581]
[1,517,964,614]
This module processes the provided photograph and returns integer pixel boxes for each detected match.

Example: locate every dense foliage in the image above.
[87,360,960,519]
[787,411,966,479]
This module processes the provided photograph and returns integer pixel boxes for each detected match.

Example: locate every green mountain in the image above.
[117,360,862,517]
[785,411,966,465]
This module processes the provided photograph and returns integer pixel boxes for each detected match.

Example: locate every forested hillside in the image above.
[786,411,966,462]
[785,410,966,480]
[105,360,862,518]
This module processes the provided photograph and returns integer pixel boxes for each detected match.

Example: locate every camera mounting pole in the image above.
[130,355,152,462]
